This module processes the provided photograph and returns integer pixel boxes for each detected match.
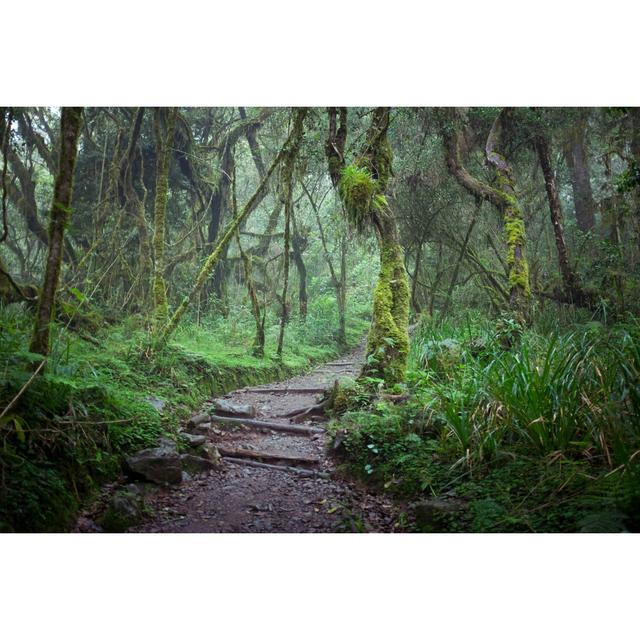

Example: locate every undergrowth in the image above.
[333,309,640,532]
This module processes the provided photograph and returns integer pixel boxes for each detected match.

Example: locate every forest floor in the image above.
[127,344,403,533]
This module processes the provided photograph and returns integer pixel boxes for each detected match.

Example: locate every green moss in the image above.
[363,240,410,385]
[338,164,378,232]
[490,166,532,306]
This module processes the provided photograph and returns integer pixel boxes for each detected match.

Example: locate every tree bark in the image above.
[29,107,83,357]
[533,129,590,306]
[564,112,596,232]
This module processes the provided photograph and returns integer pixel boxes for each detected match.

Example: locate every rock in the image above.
[179,432,207,447]
[413,498,467,532]
[125,441,182,485]
[145,396,166,412]
[180,442,221,475]
[201,442,221,463]
[332,429,348,454]
[187,422,214,436]
[180,454,217,474]
[99,489,146,532]
[212,399,256,418]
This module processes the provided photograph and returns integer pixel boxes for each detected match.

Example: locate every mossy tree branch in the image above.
[157,108,308,345]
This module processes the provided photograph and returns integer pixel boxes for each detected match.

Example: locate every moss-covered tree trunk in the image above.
[29,107,83,357]
[151,107,177,330]
[485,110,531,313]
[443,108,531,316]
[338,233,347,347]
[328,107,409,385]
[365,215,410,384]
[236,231,265,357]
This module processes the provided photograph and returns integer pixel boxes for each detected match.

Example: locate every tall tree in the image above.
[29,107,83,357]
[564,111,596,232]
[276,109,307,357]
[533,129,585,303]
[328,107,410,384]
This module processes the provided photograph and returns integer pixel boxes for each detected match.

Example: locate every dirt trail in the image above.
[134,346,401,533]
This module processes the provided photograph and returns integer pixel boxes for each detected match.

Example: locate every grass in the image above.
[334,310,640,532]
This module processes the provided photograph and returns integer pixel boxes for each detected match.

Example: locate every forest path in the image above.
[134,345,401,533]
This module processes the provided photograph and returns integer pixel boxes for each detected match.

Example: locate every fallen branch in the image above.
[0,359,46,419]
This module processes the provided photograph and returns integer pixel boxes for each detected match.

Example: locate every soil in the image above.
[130,345,404,533]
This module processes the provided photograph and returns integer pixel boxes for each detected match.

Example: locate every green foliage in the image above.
[336,311,640,531]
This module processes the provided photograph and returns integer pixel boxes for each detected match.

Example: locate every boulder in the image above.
[125,440,182,485]
[145,396,167,412]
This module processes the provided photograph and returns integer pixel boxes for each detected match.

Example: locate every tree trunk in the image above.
[443,107,531,316]
[329,107,409,384]
[338,233,347,347]
[485,109,531,314]
[29,107,83,357]
[410,239,424,314]
[565,112,596,232]
[533,131,589,305]
[291,209,308,321]
[151,107,178,329]
[630,108,640,255]
[276,110,308,357]
[236,231,265,357]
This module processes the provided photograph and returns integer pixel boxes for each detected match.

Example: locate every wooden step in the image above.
[217,445,319,467]
[224,456,330,479]
[243,386,326,394]
[209,414,325,436]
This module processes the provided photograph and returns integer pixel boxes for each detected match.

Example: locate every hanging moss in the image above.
[338,164,378,232]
